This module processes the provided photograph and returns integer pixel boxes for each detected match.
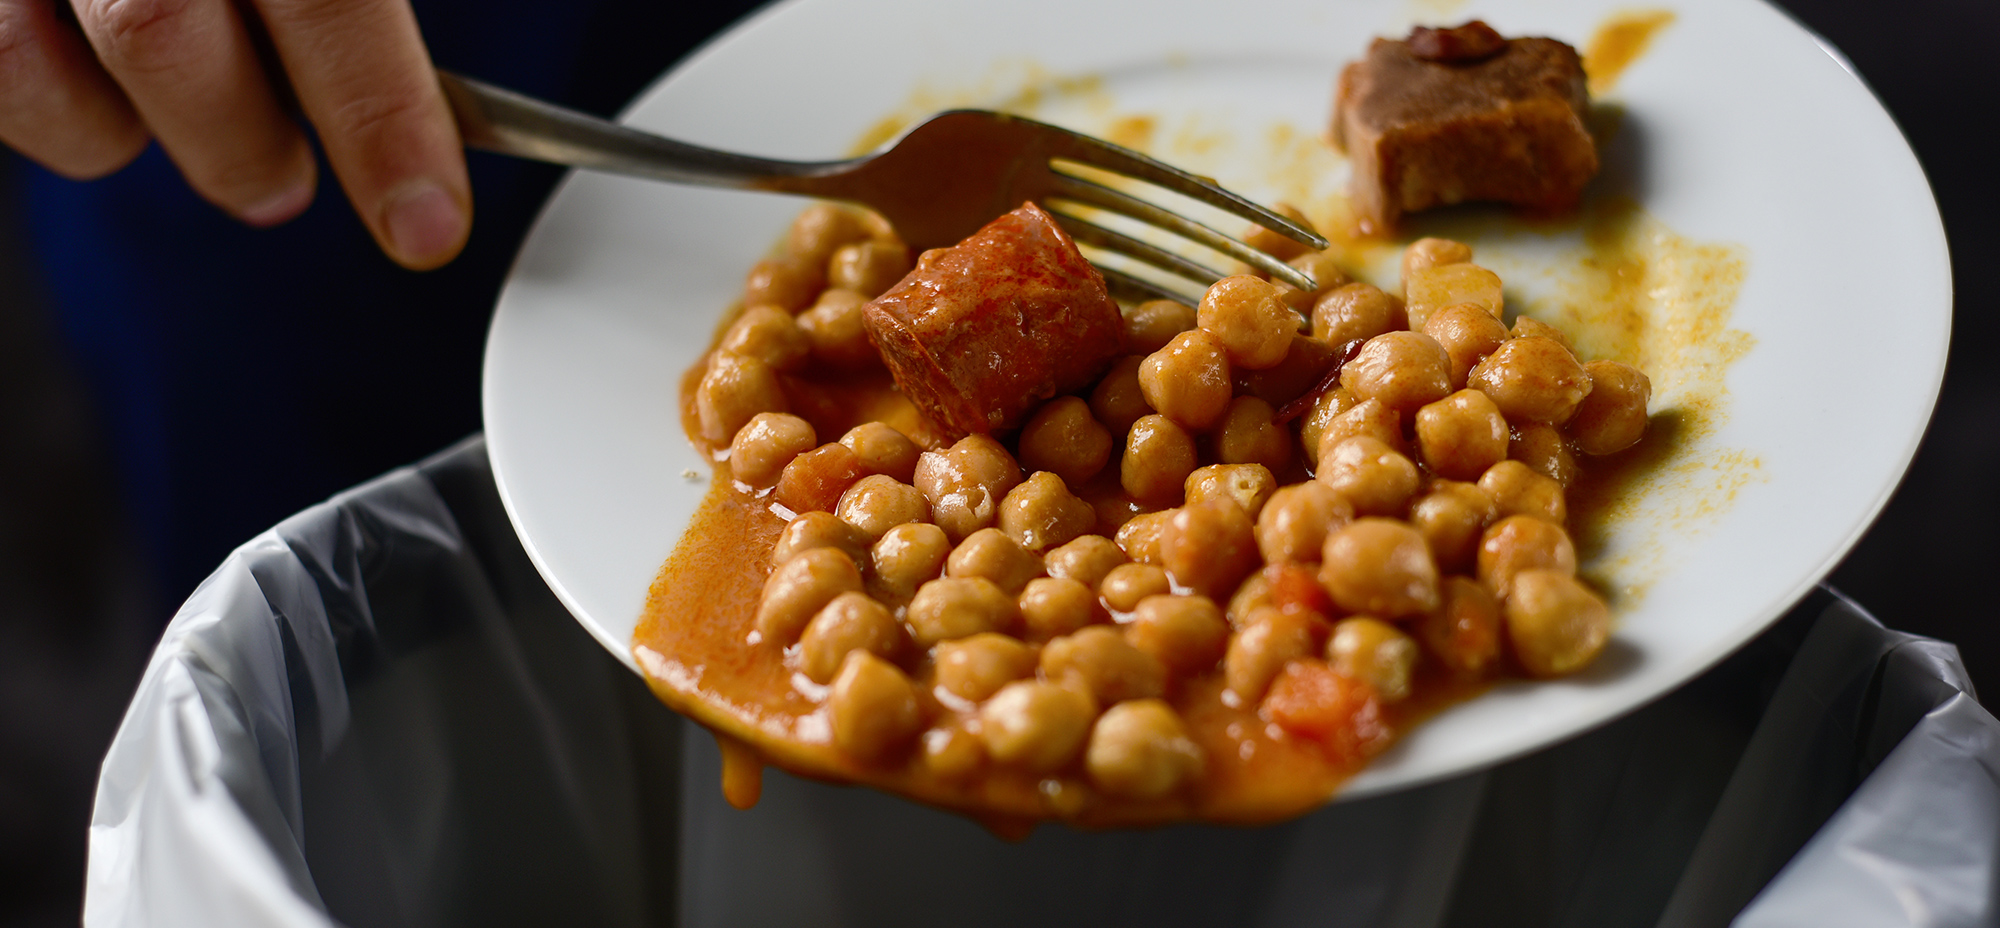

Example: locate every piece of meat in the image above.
[862,202,1124,438]
[1332,27,1598,235]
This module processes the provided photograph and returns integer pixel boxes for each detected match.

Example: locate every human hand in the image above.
[0,0,471,270]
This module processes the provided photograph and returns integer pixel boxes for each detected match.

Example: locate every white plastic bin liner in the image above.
[84,437,2000,927]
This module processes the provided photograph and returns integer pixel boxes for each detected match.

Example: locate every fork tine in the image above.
[1031,120,1329,251]
[1050,211,1233,291]
[1047,173,1317,291]
[1096,265,1200,305]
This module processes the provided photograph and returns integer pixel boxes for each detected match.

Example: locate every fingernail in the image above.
[383,180,467,267]
[240,177,315,228]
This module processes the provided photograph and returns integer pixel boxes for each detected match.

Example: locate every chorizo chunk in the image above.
[862,202,1124,437]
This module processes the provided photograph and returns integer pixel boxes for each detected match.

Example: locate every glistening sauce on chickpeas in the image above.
[636,199,1665,831]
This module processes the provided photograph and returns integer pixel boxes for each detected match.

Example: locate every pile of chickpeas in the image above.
[690,203,1651,807]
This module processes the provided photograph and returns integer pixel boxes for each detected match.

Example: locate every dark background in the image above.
[0,0,1992,923]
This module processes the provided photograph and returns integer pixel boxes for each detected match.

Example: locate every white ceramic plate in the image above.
[483,0,1948,799]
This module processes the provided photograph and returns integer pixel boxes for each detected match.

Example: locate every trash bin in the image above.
[84,437,2000,927]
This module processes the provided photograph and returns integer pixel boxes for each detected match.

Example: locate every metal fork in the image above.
[439,71,1328,302]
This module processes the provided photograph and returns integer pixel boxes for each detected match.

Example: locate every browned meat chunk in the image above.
[1333,25,1599,234]
[863,202,1124,437]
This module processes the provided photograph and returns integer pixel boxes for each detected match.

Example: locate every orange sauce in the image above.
[637,360,1487,827]
[1584,10,1678,96]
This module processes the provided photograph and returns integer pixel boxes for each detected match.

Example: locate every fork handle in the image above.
[438,70,848,192]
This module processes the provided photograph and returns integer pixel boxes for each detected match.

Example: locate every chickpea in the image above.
[1568,361,1652,455]
[856,208,901,245]
[799,592,901,684]
[839,422,921,483]
[913,435,1024,541]
[1401,236,1473,284]
[1139,330,1232,430]
[1409,480,1497,573]
[1256,482,1354,564]
[998,472,1095,553]
[1477,515,1577,598]
[1319,518,1440,617]
[1040,626,1167,704]
[1328,617,1418,702]
[1312,396,1406,462]
[1478,460,1568,524]
[869,522,950,601]
[775,443,867,514]
[1113,511,1174,566]
[1159,500,1260,597]
[1198,275,1297,370]
[1316,436,1420,516]
[1018,397,1113,488]
[906,576,1017,646]
[1187,463,1280,524]
[696,351,787,444]
[1467,336,1592,425]
[1510,423,1579,487]
[1086,700,1204,800]
[773,511,868,567]
[1089,355,1153,437]
[755,547,863,645]
[1417,576,1501,676]
[1241,202,1317,261]
[719,305,811,372]
[1101,563,1172,613]
[742,255,823,313]
[1423,303,1508,390]
[1121,415,1198,502]
[920,723,986,782]
[1340,331,1453,412]
[1226,570,1275,625]
[1044,535,1128,590]
[827,240,911,297]
[1225,606,1323,701]
[1505,569,1611,677]
[1298,387,1360,464]
[1509,316,1573,352]
[1019,576,1104,642]
[1123,299,1198,354]
[1127,595,1228,675]
[978,680,1096,773]
[1214,396,1294,473]
[833,475,928,541]
[797,289,878,368]
[787,203,869,269]
[1415,389,1510,481]
[1403,262,1502,331]
[828,651,921,762]
[933,633,1038,703]
[1236,334,1337,408]
[1312,282,1406,347]
[945,527,1045,594]
[1273,250,1352,314]
[730,412,817,487]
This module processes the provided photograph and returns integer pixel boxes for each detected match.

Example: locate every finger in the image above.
[0,0,147,178]
[70,0,317,226]
[253,0,469,269]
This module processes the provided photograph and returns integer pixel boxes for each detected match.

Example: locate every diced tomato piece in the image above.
[1266,563,1334,616]
[1263,659,1382,756]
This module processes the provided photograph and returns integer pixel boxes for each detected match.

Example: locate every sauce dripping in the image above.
[717,733,766,810]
